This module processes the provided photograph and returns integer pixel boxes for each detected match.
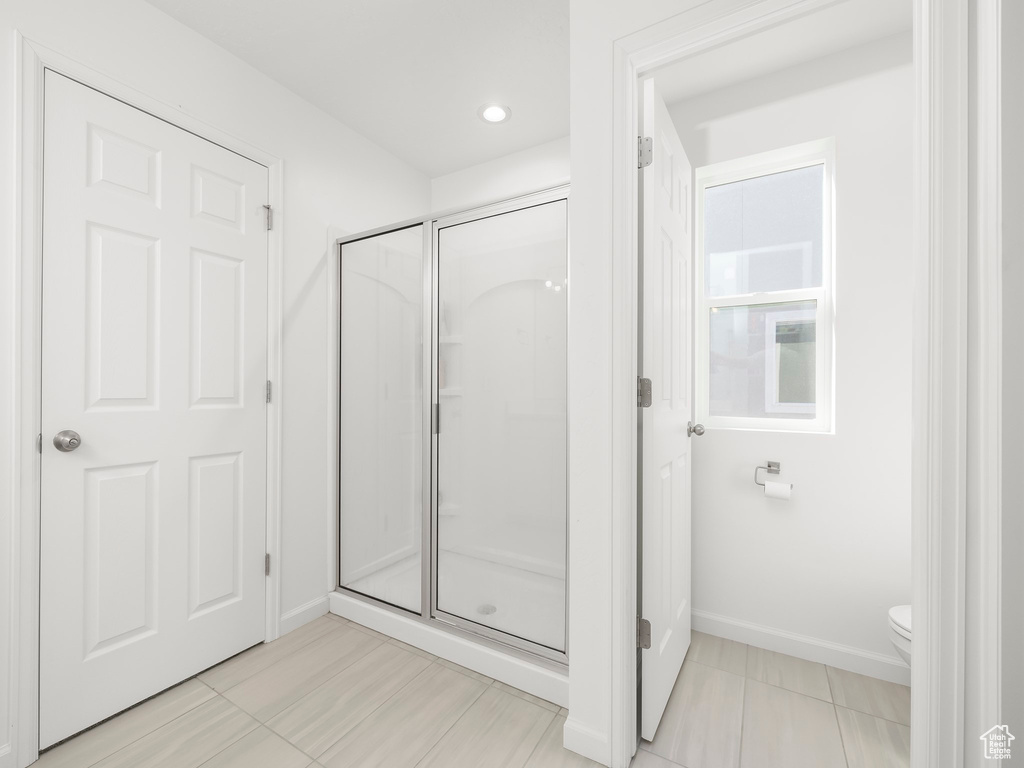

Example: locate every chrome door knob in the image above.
[687,422,705,437]
[53,430,82,452]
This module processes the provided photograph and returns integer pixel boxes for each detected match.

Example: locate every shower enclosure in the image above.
[337,188,568,662]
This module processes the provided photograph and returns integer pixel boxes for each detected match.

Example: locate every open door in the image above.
[639,76,695,741]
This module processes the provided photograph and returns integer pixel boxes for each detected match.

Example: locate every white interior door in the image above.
[40,72,269,747]
[639,76,694,741]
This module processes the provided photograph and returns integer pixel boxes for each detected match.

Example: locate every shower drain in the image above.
[477,603,497,616]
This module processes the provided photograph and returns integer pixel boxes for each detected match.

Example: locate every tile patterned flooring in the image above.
[638,631,911,768]
[33,615,595,768]
[32,617,909,768]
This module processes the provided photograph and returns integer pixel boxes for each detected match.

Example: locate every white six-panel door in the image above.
[640,77,694,741]
[40,72,269,747]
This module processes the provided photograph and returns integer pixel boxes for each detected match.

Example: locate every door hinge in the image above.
[638,136,653,169]
[266,380,272,403]
[37,433,42,454]
[263,204,273,231]
[638,376,653,408]
[265,553,271,576]
[638,617,652,649]
[432,403,440,435]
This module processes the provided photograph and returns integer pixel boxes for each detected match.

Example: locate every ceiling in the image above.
[655,0,912,105]
[143,0,569,178]
[144,0,909,178]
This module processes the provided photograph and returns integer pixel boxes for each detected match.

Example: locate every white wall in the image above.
[995,0,1019,749]
[0,2,430,764]
[965,1,1022,753]
[430,137,568,212]
[667,34,914,681]
[999,0,1024,740]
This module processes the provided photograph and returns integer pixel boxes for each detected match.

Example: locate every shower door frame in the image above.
[336,185,571,668]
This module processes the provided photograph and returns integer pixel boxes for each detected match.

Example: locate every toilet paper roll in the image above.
[764,479,792,500]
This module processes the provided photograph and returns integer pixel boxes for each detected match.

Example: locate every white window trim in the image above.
[694,137,835,433]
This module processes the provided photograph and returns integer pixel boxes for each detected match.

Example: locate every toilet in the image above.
[888,604,912,665]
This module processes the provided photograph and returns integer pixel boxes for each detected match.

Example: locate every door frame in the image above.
[10,34,284,768]
[609,1,971,765]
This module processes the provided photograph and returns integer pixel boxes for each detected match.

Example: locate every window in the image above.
[696,139,834,432]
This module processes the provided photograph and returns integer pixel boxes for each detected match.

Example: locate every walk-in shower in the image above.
[337,187,568,662]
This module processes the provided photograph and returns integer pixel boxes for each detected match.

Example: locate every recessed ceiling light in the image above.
[478,104,511,124]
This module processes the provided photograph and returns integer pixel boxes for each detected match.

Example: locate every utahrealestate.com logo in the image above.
[981,725,1015,760]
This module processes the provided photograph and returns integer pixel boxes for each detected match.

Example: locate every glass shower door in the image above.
[339,225,425,613]
[435,200,568,652]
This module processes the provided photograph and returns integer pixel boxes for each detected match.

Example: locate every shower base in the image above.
[344,550,565,652]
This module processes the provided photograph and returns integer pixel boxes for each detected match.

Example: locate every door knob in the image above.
[53,430,82,452]
[687,422,705,437]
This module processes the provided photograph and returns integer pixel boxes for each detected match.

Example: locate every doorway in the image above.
[633,0,917,756]
[39,71,271,747]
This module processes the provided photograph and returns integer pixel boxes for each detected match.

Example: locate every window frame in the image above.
[694,138,835,433]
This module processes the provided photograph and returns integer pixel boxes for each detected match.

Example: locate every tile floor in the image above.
[637,631,911,768]
[33,618,910,768]
[33,614,596,768]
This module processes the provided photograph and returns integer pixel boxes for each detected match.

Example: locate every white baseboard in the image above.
[692,609,911,686]
[328,591,568,708]
[279,595,329,636]
[562,717,611,766]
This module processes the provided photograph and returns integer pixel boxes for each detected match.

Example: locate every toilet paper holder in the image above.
[754,461,781,486]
